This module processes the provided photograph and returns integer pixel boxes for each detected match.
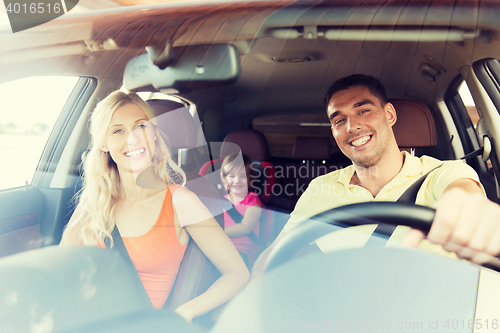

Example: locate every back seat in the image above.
[200,129,275,204]
[292,136,335,191]
[199,129,276,254]
[270,136,351,212]
[266,99,440,212]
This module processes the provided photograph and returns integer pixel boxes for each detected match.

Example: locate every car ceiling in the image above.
[1,0,500,119]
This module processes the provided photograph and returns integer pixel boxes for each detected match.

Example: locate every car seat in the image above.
[390,99,438,152]
[292,136,332,199]
[198,129,276,260]
[199,129,275,204]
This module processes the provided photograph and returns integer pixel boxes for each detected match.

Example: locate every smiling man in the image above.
[252,74,500,278]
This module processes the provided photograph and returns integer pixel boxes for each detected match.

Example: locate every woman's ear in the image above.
[101,146,109,153]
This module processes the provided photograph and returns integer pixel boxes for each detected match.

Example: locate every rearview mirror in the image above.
[123,44,240,92]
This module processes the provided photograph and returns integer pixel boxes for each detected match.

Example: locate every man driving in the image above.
[252,74,500,277]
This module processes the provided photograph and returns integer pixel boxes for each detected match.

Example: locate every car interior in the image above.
[2,0,500,332]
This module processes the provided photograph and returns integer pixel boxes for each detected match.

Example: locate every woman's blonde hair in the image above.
[66,91,186,246]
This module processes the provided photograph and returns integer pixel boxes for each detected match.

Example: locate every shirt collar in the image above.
[338,164,356,186]
[399,151,424,177]
[338,151,423,185]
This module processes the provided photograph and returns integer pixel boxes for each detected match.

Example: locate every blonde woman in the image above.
[60,91,249,322]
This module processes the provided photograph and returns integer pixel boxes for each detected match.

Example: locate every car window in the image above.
[458,80,493,170]
[459,81,479,126]
[0,76,79,191]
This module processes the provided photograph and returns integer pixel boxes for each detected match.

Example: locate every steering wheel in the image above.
[264,202,437,273]
[264,201,500,273]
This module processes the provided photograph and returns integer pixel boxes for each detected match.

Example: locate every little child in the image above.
[220,153,263,267]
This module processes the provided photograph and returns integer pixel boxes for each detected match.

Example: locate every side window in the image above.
[458,81,479,126]
[0,76,79,191]
[458,80,492,169]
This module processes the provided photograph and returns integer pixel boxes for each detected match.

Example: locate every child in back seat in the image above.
[221,153,263,267]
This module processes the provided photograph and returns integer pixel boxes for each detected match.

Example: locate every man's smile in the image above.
[349,135,372,147]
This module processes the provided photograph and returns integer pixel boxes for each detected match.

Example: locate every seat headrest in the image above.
[147,99,197,150]
[391,100,437,148]
[220,129,270,161]
[293,136,331,160]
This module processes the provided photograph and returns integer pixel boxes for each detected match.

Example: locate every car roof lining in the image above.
[1,0,499,119]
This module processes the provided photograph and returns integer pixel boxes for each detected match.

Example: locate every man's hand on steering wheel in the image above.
[403,182,500,265]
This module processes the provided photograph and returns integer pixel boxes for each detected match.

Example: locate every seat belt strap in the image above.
[104,226,144,287]
[396,164,444,204]
[223,198,262,245]
[364,163,444,247]
[367,145,484,245]
[460,146,484,160]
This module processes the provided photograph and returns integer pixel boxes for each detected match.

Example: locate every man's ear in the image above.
[330,125,339,141]
[385,102,397,127]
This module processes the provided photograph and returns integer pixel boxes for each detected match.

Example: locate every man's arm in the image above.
[403,178,500,263]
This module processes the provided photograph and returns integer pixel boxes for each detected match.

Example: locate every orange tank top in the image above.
[121,185,187,309]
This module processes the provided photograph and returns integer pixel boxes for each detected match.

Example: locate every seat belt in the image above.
[222,198,262,245]
[365,143,489,247]
[396,164,444,204]
[104,226,145,288]
[364,164,444,247]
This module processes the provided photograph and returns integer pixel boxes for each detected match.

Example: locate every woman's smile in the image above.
[124,147,147,159]
[105,103,156,174]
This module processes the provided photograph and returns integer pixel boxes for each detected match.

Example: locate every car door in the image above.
[0,76,96,258]
[444,74,499,203]
[460,59,500,203]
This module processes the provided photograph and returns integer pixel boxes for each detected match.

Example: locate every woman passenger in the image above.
[60,91,249,322]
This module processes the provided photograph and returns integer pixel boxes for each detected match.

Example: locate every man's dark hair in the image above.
[325,74,388,107]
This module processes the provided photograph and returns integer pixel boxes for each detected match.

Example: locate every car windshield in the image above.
[1,1,500,332]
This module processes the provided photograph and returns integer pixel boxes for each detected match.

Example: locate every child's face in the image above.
[222,163,249,198]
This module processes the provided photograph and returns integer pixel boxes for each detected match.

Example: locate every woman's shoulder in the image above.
[170,184,190,196]
[170,185,199,206]
[171,185,216,228]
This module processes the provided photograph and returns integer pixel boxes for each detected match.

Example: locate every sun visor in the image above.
[123,44,240,93]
